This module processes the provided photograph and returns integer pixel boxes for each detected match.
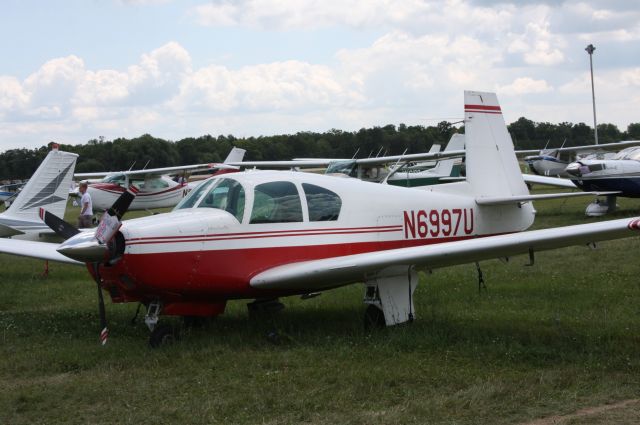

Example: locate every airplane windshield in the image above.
[174,179,217,210]
[103,174,126,185]
[197,178,245,222]
[326,160,357,177]
[613,147,640,161]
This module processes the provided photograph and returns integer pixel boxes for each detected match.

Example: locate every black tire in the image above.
[182,315,208,328]
[364,305,386,330]
[149,324,179,348]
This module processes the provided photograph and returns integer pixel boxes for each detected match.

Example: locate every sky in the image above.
[0,0,639,150]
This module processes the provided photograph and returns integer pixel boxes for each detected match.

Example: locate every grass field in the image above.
[1,192,640,424]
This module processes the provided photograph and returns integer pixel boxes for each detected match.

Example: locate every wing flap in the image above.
[250,217,639,290]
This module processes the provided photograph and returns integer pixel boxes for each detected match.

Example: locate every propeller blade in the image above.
[95,186,138,244]
[108,185,139,220]
[93,263,109,345]
[39,208,80,240]
[56,186,138,262]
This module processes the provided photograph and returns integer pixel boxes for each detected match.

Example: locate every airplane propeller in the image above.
[40,185,139,345]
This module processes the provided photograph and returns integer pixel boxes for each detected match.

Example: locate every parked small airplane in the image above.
[0,146,78,241]
[519,140,640,177]
[0,91,635,348]
[565,145,640,216]
[74,147,246,211]
[384,134,466,187]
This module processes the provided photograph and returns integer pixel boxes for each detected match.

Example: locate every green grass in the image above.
[1,194,640,424]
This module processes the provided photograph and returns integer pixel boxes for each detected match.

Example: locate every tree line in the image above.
[1,119,639,180]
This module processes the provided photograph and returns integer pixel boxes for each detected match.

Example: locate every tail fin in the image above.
[427,144,441,154]
[223,147,246,164]
[464,91,528,198]
[4,148,78,222]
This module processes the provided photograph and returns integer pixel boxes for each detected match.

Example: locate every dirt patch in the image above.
[521,399,640,425]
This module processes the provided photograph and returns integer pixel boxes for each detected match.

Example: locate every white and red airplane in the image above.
[0,91,637,347]
[74,147,246,211]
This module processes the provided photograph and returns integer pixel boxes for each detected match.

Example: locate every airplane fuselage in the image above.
[88,176,188,211]
[94,171,535,315]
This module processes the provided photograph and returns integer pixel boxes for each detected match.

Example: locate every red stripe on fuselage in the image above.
[126,225,403,245]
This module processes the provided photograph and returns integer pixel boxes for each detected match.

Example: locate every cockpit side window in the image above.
[302,183,342,221]
[198,178,245,222]
[174,179,217,210]
[250,181,302,224]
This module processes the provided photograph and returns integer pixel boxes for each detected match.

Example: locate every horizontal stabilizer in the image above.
[523,174,577,189]
[475,191,619,206]
[0,238,82,265]
[0,223,25,237]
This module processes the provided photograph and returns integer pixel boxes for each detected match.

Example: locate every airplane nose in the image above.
[57,232,109,262]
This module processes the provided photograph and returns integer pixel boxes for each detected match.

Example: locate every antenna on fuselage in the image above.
[128,162,136,171]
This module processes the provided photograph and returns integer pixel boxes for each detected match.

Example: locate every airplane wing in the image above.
[74,163,233,179]
[523,174,577,188]
[229,150,466,169]
[75,147,246,179]
[516,140,640,157]
[554,140,640,153]
[251,216,639,290]
[475,190,619,206]
[0,239,82,265]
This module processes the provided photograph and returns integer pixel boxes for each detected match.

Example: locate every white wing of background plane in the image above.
[75,147,247,179]
[251,217,640,290]
[516,140,640,156]
[228,150,465,169]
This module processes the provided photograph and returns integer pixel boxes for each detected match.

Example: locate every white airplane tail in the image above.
[4,148,78,222]
[464,91,529,198]
[224,147,246,164]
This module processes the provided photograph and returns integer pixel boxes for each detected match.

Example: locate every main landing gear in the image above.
[363,266,418,330]
[586,194,618,217]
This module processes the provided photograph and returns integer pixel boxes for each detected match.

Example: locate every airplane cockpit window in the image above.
[146,178,170,189]
[103,174,126,185]
[614,147,640,161]
[198,178,245,222]
[302,183,341,221]
[250,181,303,224]
[174,179,217,210]
[326,160,357,177]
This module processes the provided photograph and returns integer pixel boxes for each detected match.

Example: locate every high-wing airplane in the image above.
[0,146,78,241]
[384,134,466,187]
[0,90,637,348]
[519,140,640,177]
[75,147,246,211]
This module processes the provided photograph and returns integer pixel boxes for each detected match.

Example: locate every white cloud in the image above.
[500,77,552,95]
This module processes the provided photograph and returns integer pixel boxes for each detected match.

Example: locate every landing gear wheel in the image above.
[149,324,179,348]
[183,315,208,328]
[364,305,386,330]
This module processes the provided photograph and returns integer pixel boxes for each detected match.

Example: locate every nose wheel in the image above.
[149,324,179,348]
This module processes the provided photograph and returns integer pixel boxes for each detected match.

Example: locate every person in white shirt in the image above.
[77,182,94,228]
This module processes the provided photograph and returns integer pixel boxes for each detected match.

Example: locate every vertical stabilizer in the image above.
[4,148,78,222]
[224,147,246,164]
[464,91,528,198]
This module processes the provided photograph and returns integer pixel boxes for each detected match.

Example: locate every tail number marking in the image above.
[403,208,474,239]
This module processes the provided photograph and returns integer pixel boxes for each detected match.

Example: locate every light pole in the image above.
[585,44,598,145]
